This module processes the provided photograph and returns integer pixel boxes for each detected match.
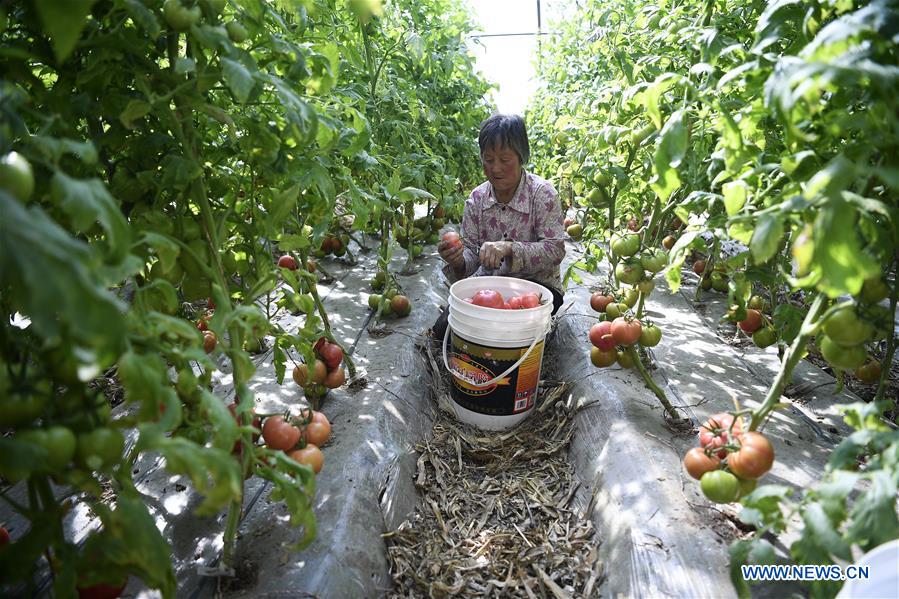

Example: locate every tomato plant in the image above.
[0,0,491,591]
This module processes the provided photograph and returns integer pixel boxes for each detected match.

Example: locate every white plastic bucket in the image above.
[836,539,899,599]
[442,276,553,430]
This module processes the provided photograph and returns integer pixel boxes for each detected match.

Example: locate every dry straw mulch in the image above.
[383,342,604,598]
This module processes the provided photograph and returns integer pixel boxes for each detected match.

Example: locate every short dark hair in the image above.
[478,114,530,165]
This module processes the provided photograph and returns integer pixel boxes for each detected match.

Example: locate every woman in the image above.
[433,114,566,338]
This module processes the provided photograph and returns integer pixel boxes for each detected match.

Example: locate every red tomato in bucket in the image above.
[520,292,540,309]
[471,289,505,309]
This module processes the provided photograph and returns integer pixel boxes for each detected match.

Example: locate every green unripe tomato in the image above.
[226,21,248,43]
[819,335,867,371]
[752,327,777,348]
[163,0,201,31]
[76,428,125,471]
[368,294,382,310]
[639,323,662,347]
[610,232,640,258]
[615,257,644,285]
[700,470,740,503]
[710,272,729,293]
[859,276,889,305]
[0,151,35,203]
[822,304,874,347]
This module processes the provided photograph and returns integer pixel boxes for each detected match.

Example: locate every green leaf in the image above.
[641,73,680,130]
[198,389,239,452]
[78,491,176,595]
[772,302,803,344]
[651,109,688,202]
[729,537,776,599]
[397,186,436,203]
[122,0,161,37]
[160,155,202,190]
[30,135,98,165]
[269,184,300,232]
[793,502,852,563]
[812,194,882,297]
[50,173,131,262]
[35,0,98,62]
[146,436,243,516]
[846,470,899,550]
[257,450,317,549]
[141,232,180,272]
[738,485,792,531]
[722,180,748,216]
[119,100,152,129]
[804,155,855,199]
[222,57,255,103]
[0,193,125,361]
[749,213,784,264]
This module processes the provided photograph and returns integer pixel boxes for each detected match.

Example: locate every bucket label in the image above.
[449,331,544,416]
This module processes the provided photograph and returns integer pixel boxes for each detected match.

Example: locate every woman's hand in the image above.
[438,239,466,273]
[479,241,512,270]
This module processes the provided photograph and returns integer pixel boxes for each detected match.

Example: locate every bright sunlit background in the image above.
[465,0,569,115]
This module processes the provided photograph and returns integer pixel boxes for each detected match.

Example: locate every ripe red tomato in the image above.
[206,297,216,310]
[519,292,540,309]
[854,359,882,384]
[471,289,504,309]
[0,526,9,545]
[739,309,763,334]
[610,317,642,346]
[442,231,462,249]
[289,444,324,473]
[508,296,523,309]
[318,342,343,370]
[590,292,614,313]
[563,217,575,228]
[589,322,616,351]
[390,294,412,316]
[277,255,298,270]
[683,447,720,480]
[699,413,743,459]
[324,367,345,389]
[76,580,127,599]
[262,416,301,451]
[304,420,331,446]
[692,259,706,275]
[662,235,676,250]
[727,432,774,480]
[203,332,217,354]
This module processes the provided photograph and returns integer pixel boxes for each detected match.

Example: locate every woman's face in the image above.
[481,145,522,199]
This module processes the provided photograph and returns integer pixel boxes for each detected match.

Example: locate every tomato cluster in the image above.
[734,301,778,349]
[817,295,888,382]
[292,337,347,399]
[462,289,544,310]
[261,410,331,474]
[367,288,413,317]
[683,413,775,503]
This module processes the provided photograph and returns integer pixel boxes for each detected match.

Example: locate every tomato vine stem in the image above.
[749,293,827,431]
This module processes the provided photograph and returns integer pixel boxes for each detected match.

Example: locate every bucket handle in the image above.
[442,319,549,388]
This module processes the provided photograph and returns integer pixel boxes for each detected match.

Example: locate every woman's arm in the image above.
[507,182,566,274]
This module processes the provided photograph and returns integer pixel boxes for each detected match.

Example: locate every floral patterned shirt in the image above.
[443,170,566,292]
